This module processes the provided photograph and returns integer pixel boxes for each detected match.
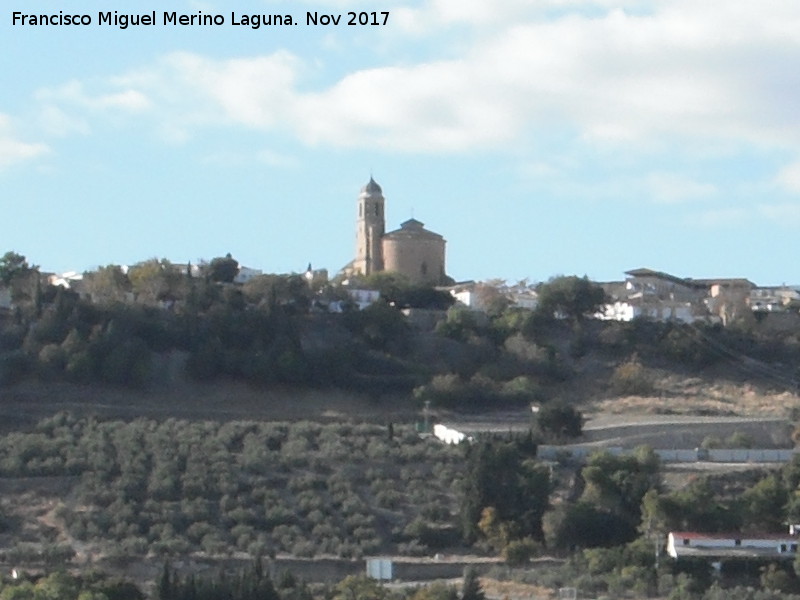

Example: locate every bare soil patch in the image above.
[588,375,800,419]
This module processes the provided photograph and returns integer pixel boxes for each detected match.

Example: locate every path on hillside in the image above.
[446,412,793,449]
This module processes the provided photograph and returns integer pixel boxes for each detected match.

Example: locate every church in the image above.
[349,178,447,285]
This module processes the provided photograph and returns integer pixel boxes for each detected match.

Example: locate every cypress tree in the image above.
[157,562,172,600]
[461,567,485,600]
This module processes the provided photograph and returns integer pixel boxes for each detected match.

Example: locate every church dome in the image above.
[360,177,382,195]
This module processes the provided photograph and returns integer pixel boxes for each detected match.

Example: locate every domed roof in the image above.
[360,177,382,195]
[383,218,444,241]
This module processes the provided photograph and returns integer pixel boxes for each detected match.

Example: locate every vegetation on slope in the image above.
[4,412,800,597]
[0,414,464,560]
[2,251,800,419]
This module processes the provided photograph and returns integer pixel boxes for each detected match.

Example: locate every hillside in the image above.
[1,268,799,421]
[2,286,800,598]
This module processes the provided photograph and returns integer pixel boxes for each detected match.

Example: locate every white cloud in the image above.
[689,207,749,227]
[292,60,515,151]
[646,173,717,204]
[256,149,299,168]
[36,80,151,113]
[391,0,655,32]
[200,148,299,169]
[776,161,800,193]
[33,79,151,140]
[38,106,90,137]
[758,202,800,223]
[0,114,49,169]
[27,1,800,154]
[105,51,301,142]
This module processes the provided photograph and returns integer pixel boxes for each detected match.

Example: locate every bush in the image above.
[609,357,654,396]
[503,537,538,565]
[0,350,29,385]
[37,343,66,378]
[543,503,635,550]
[535,403,583,439]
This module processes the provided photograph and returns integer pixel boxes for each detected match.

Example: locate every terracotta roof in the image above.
[383,218,444,240]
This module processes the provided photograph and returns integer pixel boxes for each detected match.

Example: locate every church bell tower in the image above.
[353,177,385,276]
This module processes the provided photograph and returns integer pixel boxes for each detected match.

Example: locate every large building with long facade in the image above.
[351,178,447,285]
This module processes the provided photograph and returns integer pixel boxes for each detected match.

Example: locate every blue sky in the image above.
[2,0,800,285]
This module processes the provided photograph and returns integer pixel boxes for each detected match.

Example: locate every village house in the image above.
[504,282,539,310]
[447,281,478,309]
[345,288,381,311]
[233,265,263,284]
[598,269,770,325]
[598,268,709,323]
[447,280,538,312]
[751,285,800,312]
[47,270,84,289]
[689,277,756,325]
[667,529,800,560]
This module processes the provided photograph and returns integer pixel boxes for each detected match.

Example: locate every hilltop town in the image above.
[0,180,800,600]
[1,178,799,421]
[5,178,800,327]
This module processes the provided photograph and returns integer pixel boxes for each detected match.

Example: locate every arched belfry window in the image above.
[421,262,428,276]
[374,204,379,217]
[359,204,362,217]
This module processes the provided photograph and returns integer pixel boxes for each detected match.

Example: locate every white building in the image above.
[48,271,83,289]
[448,281,537,312]
[448,282,479,310]
[234,266,263,284]
[599,299,700,323]
[667,531,799,559]
[433,423,469,445]
[751,286,800,312]
[598,268,716,323]
[347,289,381,310]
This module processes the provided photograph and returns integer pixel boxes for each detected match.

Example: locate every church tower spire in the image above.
[354,177,385,276]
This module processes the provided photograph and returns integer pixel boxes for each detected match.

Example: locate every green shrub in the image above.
[609,358,654,396]
[0,349,29,385]
[503,537,538,565]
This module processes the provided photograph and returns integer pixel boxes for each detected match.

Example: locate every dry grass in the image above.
[589,374,800,418]
[478,577,555,600]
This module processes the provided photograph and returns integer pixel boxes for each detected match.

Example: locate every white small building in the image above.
[448,281,537,312]
[347,289,381,310]
[234,266,263,285]
[48,271,83,289]
[366,558,393,580]
[751,286,800,312]
[667,531,799,559]
[598,299,702,323]
[433,423,469,445]
[448,282,479,310]
[510,291,539,311]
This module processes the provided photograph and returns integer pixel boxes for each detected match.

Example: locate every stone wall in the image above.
[382,236,445,285]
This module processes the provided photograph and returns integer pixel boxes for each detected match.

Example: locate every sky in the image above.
[2,0,800,286]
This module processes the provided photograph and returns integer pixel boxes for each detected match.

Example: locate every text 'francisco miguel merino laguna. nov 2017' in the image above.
[11,10,390,29]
